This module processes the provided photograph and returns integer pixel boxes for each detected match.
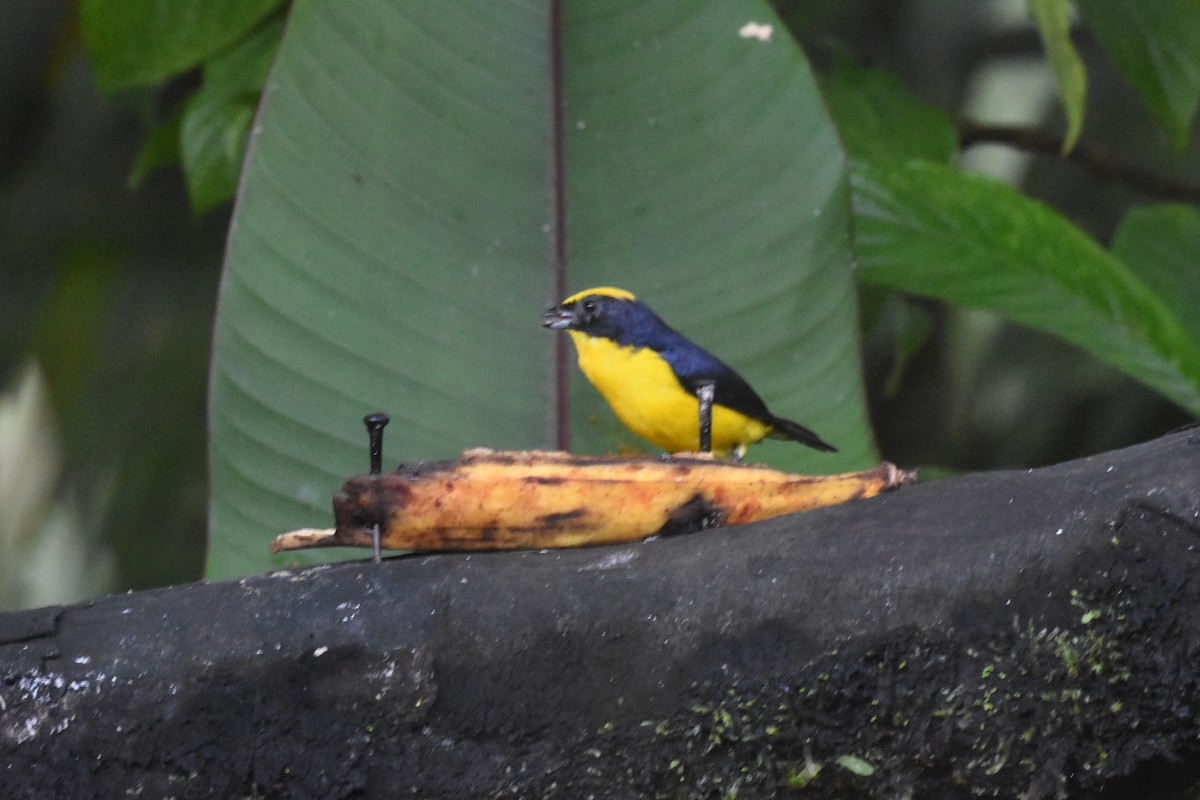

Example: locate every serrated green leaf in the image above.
[1027,0,1087,153]
[82,0,286,89]
[180,18,283,214]
[1111,204,1200,346]
[207,0,871,578]
[852,160,1200,416]
[1076,0,1200,148]
[819,57,958,164]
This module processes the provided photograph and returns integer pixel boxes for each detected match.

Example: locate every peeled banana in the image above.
[270,449,914,554]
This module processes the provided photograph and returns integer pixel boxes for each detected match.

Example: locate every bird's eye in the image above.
[583,299,597,313]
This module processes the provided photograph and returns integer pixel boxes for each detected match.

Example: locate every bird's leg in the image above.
[695,380,715,455]
[363,412,390,563]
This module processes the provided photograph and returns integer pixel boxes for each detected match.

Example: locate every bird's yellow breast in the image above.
[567,330,772,456]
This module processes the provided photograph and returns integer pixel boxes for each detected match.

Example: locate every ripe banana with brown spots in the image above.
[270,449,914,555]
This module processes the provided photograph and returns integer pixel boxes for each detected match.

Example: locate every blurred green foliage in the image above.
[1075,0,1200,149]
[83,0,286,214]
[1027,0,1087,152]
[81,0,285,89]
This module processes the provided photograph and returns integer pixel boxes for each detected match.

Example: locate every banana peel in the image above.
[270,449,914,554]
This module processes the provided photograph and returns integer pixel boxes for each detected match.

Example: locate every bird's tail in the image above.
[768,416,838,453]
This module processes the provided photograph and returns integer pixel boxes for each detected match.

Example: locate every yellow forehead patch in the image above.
[562,286,637,304]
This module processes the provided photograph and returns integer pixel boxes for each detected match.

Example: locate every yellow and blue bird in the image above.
[542,286,836,459]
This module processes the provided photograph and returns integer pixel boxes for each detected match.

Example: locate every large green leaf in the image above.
[208,2,559,577]
[82,0,286,89]
[208,1,870,578]
[852,160,1200,416]
[1076,0,1200,148]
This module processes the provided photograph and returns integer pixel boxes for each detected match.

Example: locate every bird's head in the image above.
[542,287,642,339]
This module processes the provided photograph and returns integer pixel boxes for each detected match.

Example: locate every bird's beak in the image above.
[542,304,575,330]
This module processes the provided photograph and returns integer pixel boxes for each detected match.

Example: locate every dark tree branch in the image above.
[958,119,1200,204]
[2,429,1200,799]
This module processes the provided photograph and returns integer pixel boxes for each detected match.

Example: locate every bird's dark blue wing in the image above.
[610,299,775,422]
[666,344,836,451]
[658,339,774,423]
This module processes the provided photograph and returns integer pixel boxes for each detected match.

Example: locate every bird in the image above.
[542,286,836,459]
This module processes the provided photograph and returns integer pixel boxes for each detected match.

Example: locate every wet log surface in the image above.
[2,428,1199,799]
